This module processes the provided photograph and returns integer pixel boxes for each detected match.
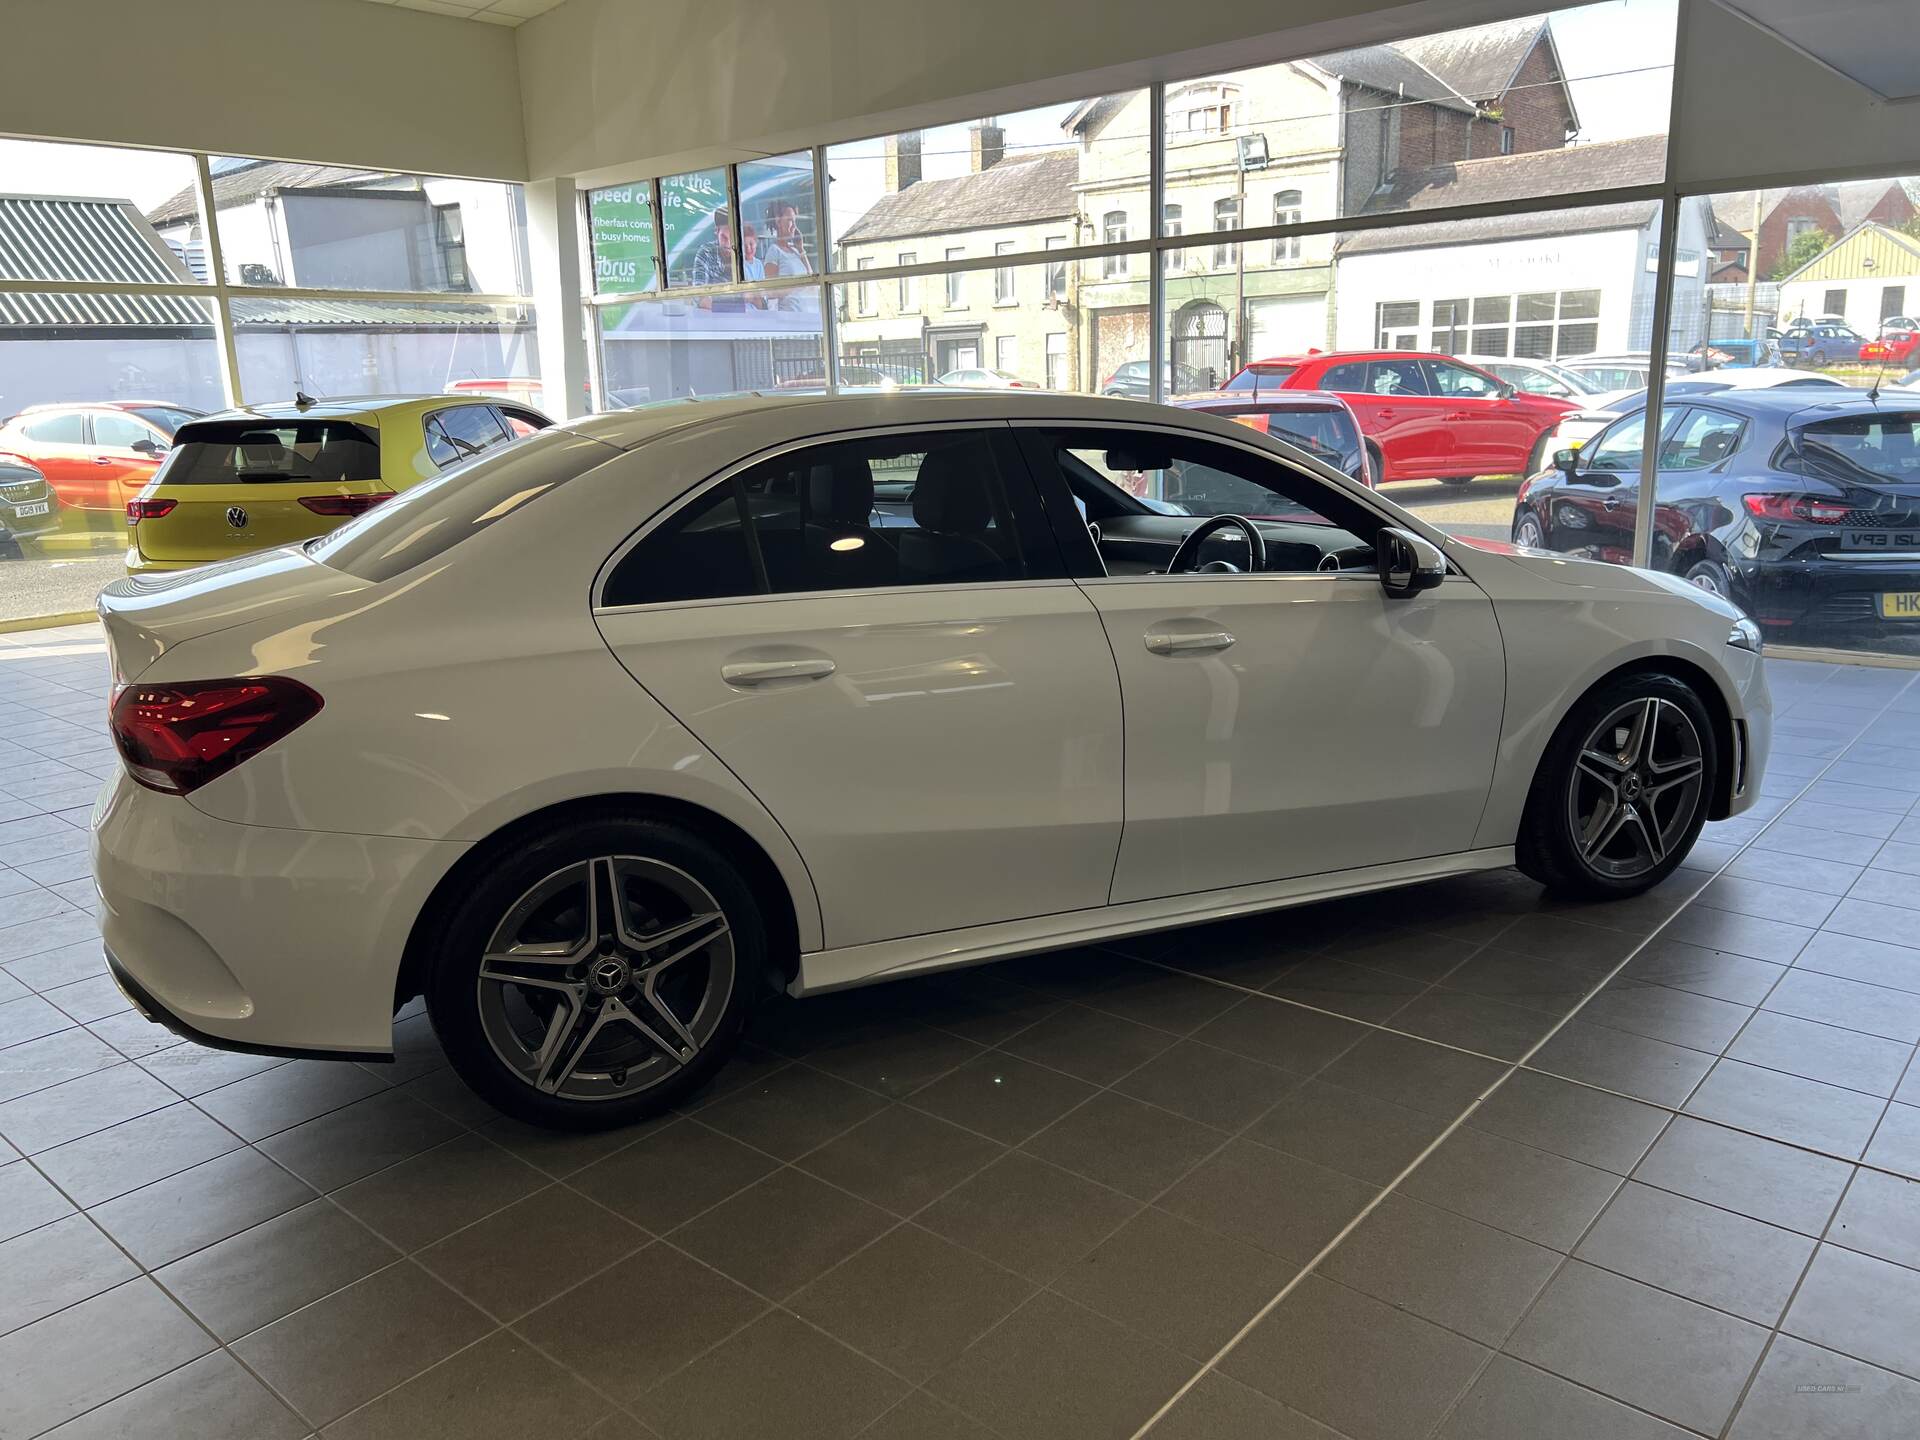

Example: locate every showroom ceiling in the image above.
[365,0,564,24]
[1715,0,1920,99]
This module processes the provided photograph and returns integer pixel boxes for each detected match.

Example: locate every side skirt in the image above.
[793,847,1516,996]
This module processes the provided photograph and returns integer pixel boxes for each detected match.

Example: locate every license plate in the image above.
[11,501,48,518]
[1879,591,1920,619]
[1844,529,1920,550]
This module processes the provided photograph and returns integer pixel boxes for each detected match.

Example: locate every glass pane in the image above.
[232,297,540,406]
[736,153,820,280]
[833,257,1134,393]
[659,168,733,289]
[586,181,658,294]
[596,289,824,404]
[0,138,206,283]
[206,157,528,295]
[826,92,1147,272]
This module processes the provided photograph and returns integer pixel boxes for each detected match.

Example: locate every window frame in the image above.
[422,402,513,470]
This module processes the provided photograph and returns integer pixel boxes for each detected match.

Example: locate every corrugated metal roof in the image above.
[0,290,210,328]
[231,297,533,328]
[0,196,197,286]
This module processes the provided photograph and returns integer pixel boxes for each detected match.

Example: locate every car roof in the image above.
[1175,390,1352,410]
[1247,351,1457,367]
[1663,386,1895,416]
[181,394,522,427]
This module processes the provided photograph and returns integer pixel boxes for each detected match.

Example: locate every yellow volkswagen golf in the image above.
[125,393,551,573]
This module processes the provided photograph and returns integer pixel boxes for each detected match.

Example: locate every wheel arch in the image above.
[1552,654,1740,821]
[394,793,807,1013]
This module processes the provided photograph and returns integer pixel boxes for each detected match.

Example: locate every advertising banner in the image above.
[586,183,658,295]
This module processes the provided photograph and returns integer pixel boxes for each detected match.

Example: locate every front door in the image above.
[593,423,1123,949]
[1325,357,1455,481]
[87,410,168,511]
[1424,358,1535,473]
[1021,425,1505,903]
[1551,406,1683,563]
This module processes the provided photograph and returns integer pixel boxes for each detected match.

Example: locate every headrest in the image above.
[807,459,874,524]
[911,446,992,533]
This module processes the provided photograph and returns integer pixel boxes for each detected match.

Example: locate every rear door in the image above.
[1424,358,1534,472]
[1352,357,1453,479]
[13,412,96,508]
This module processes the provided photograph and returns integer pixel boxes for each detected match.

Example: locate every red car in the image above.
[0,400,201,513]
[1861,330,1919,365]
[1223,351,1578,485]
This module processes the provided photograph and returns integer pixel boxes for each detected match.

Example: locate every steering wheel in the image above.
[1165,514,1267,574]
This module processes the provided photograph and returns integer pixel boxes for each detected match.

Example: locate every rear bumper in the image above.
[1734,555,1920,632]
[91,768,468,1055]
[123,549,206,575]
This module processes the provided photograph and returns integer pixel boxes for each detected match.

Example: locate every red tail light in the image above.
[127,498,176,523]
[110,677,322,795]
[298,491,395,517]
[1742,493,1850,524]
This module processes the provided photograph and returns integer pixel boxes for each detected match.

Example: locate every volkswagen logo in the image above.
[225,505,249,530]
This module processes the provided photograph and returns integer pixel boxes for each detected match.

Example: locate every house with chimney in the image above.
[1708,181,1916,285]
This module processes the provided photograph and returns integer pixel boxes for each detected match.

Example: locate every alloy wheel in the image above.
[1515,515,1544,548]
[476,856,735,1102]
[1565,696,1706,880]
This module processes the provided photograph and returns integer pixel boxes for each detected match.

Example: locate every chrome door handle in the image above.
[1602,496,1622,510]
[92,456,113,465]
[721,658,836,687]
[1145,630,1236,655]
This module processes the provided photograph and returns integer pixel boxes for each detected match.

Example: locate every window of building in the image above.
[898,253,917,313]
[1786,217,1819,246]
[1044,237,1067,301]
[1823,288,1847,317]
[1212,198,1239,269]
[855,257,876,316]
[1166,82,1239,136]
[1163,204,1183,238]
[1271,191,1303,262]
[946,249,965,307]
[1374,301,1421,349]
[1500,127,1516,155]
[1102,213,1129,278]
[433,204,470,291]
[996,336,1019,374]
[995,242,1017,304]
[1430,298,1469,354]
[1045,332,1067,390]
[1883,286,1907,322]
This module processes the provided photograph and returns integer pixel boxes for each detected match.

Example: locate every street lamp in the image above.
[1232,133,1269,373]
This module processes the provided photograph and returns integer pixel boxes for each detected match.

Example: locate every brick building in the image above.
[1710,181,1916,283]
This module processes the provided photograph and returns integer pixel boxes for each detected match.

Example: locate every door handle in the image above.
[721,658,836,687]
[1602,496,1622,510]
[1145,630,1235,655]
[92,456,113,466]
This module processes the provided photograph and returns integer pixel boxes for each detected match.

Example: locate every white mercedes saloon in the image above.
[92,391,1770,1129]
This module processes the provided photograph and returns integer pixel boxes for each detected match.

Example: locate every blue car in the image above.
[1780,322,1867,368]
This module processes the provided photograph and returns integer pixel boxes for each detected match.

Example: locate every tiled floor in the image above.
[1,627,1918,1440]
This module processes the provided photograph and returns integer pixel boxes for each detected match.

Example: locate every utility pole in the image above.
[1743,189,1764,340]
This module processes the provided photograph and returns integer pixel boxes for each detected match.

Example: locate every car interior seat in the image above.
[898,444,1012,584]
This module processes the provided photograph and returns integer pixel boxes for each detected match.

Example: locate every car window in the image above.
[1367,359,1431,396]
[1425,360,1501,398]
[1223,365,1296,392]
[1662,409,1743,470]
[1791,411,1920,484]
[496,405,551,440]
[20,413,84,444]
[1316,362,1369,393]
[1584,414,1648,473]
[130,406,197,435]
[92,412,157,449]
[602,429,1061,607]
[160,419,382,483]
[424,405,511,469]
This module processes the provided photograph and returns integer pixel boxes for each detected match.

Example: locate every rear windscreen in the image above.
[160,420,381,484]
[1213,406,1357,466]
[1793,413,1920,485]
[1222,366,1296,392]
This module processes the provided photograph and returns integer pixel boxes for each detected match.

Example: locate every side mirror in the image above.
[1554,448,1579,478]
[1496,380,1517,399]
[1377,526,1447,599]
[131,438,167,457]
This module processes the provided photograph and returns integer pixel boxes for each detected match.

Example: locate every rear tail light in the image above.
[298,491,395,517]
[126,498,176,523]
[1742,493,1850,524]
[110,676,322,795]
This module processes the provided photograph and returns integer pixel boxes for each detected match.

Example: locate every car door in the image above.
[592,423,1124,950]
[1646,405,1747,568]
[88,410,169,511]
[1360,357,1453,478]
[13,412,95,508]
[1549,406,1683,562]
[1425,358,1534,472]
[1018,423,1504,902]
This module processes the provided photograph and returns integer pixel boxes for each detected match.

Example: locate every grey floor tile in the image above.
[320,1329,610,1440]
[1052,1204,1289,1361]
[37,1349,307,1440]
[1829,1167,1920,1270]
[193,1059,389,1142]
[1526,1019,1715,1108]
[1792,931,1920,997]
[791,1223,1032,1383]
[1400,1125,1621,1251]
[907,1051,1096,1146]
[1159,1136,1376,1263]
[1845,867,1920,911]
[1388,989,1558,1061]
[517,1241,767,1405]
[1783,1243,1920,1381]
[1729,846,1869,894]
[1580,981,1752,1054]
[1698,874,1840,927]
[90,1147,318,1268]
[157,1198,401,1341]
[1021,1090,1222,1200]
[797,1104,1004,1217]
[1726,1011,1914,1097]
[1497,913,1641,967]
[1112,1038,1300,1133]
[1435,1354,1692,1440]
[1315,1028,1506,1117]
[1664,907,1814,964]
[801,1023,985,1100]
[1727,1334,1920,1439]
[0,1157,74,1242]
[1633,1114,1854,1235]
[1222,1273,1487,1440]
[857,1391,999,1440]
[1825,897,1920,953]
[1865,1101,1920,1178]
[0,1279,212,1439]
[136,1043,289,1099]
[331,1134,547,1252]
[918,1152,1141,1284]
[1320,1191,1560,1346]
[231,1261,494,1428]
[419,1184,646,1321]
[571,1118,777,1234]
[0,1059,174,1153]
[636,1309,907,1440]
[669,1166,892,1300]
[929,1291,1192,1440]
[1764,968,1920,1043]
[1684,1060,1888,1159]
[1082,962,1244,1036]
[1753,824,1886,866]
[1507,1261,1769,1434]
[1574,1180,1815,1324]
[1187,994,1371,1076]
[1,943,108,1001]
[0,1212,138,1337]
[1469,1068,1668,1175]
[42,973,131,1026]
[1434,945,1609,1015]
[1617,940,1786,1006]
[0,992,71,1048]
[1246,1076,1449,1185]
[1259,953,1426,1025]
[696,1060,890,1160]
[259,1088,463,1192]
[30,1101,237,1208]
[997,1003,1177,1085]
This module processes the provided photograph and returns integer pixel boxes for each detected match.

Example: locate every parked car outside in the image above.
[1175,391,1372,485]
[0,451,61,555]
[1861,329,1919,365]
[1781,322,1869,368]
[1512,388,1920,638]
[93,388,1768,1128]
[0,401,205,513]
[935,368,1034,389]
[1557,354,1689,392]
[124,394,552,573]
[1105,360,1213,398]
[1688,339,1779,370]
[1222,351,1577,484]
[1458,356,1604,401]
[1537,371,1853,457]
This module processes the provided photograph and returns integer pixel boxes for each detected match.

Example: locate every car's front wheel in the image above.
[426,815,763,1130]
[1517,673,1717,899]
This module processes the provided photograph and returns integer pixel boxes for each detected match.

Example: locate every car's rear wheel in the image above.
[1517,673,1716,899]
[426,816,763,1130]
[1526,434,1553,477]
[1439,475,1476,487]
[1364,441,1385,486]
[1683,557,1736,603]
[1512,512,1546,550]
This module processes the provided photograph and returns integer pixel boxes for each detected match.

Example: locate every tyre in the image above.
[1439,475,1476,488]
[425,815,764,1130]
[1516,672,1717,900]
[1526,434,1552,477]
[1512,511,1546,550]
[1683,557,1735,602]
[1364,441,1385,487]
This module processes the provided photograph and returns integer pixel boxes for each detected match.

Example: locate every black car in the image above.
[0,451,59,556]
[1511,389,1920,638]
